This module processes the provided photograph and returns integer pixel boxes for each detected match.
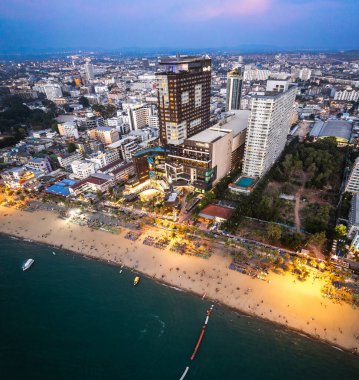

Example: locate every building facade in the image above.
[156,55,211,146]
[242,80,296,178]
[346,158,359,194]
[226,68,243,111]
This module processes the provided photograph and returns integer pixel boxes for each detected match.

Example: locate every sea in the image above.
[0,234,358,380]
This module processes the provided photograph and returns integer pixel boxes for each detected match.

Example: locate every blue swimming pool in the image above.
[236,177,254,188]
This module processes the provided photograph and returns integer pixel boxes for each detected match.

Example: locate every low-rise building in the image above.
[1,167,38,189]
[87,126,120,145]
[57,152,83,169]
[70,160,96,179]
[58,122,79,139]
[26,157,52,174]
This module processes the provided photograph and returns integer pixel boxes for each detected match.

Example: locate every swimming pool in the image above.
[236,177,254,188]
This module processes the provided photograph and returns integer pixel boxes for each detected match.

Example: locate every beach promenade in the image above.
[1,205,359,354]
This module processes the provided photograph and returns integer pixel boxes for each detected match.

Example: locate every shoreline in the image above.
[5,231,357,357]
[1,206,359,356]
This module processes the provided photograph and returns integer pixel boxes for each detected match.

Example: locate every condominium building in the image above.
[58,122,79,139]
[128,105,150,131]
[226,67,243,111]
[241,80,296,179]
[85,61,94,81]
[156,55,211,146]
[346,158,359,194]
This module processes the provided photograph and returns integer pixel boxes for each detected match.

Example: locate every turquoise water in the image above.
[0,234,358,380]
[237,177,254,188]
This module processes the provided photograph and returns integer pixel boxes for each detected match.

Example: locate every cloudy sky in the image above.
[0,0,358,52]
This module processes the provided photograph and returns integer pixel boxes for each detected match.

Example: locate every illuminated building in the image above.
[156,55,211,146]
[226,67,243,111]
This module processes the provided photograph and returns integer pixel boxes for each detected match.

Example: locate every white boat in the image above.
[22,259,34,271]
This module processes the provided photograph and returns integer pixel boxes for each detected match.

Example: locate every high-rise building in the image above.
[226,68,243,111]
[156,55,211,146]
[346,158,359,194]
[128,105,150,131]
[84,60,94,81]
[241,80,296,179]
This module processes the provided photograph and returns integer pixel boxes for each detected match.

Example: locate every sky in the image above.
[0,0,358,53]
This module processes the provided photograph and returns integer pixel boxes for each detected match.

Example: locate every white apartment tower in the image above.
[242,80,296,178]
[345,158,359,194]
[85,60,94,81]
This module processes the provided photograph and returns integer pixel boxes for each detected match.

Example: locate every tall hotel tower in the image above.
[226,67,243,111]
[156,55,212,146]
[242,80,296,178]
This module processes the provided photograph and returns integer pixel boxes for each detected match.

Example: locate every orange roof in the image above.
[199,204,234,220]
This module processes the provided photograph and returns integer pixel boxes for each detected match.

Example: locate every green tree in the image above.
[334,224,347,240]
[79,96,90,108]
[307,232,327,250]
[266,222,282,242]
[67,142,76,153]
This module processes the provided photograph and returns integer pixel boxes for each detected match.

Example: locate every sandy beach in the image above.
[1,205,359,354]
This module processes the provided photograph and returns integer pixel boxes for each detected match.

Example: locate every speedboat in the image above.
[22,259,34,271]
[134,276,140,286]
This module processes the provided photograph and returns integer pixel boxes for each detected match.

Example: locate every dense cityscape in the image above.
[1,0,359,378]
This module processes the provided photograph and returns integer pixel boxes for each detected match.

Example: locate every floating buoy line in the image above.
[178,305,214,379]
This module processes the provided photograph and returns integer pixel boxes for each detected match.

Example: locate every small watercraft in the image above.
[119,270,123,274]
[52,251,56,255]
[22,259,34,271]
[134,276,140,286]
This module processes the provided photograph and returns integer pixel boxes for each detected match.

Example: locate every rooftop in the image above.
[159,55,210,65]
[211,110,250,136]
[187,129,227,144]
[310,119,353,141]
[199,204,234,220]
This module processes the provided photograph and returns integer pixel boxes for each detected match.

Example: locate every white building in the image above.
[348,195,359,238]
[241,80,296,178]
[87,127,120,145]
[107,136,141,162]
[43,84,63,100]
[346,158,359,194]
[57,152,83,169]
[243,66,271,81]
[128,105,150,131]
[87,149,121,169]
[58,122,79,139]
[85,61,94,81]
[71,160,96,179]
[299,68,312,81]
[334,88,359,102]
[26,157,52,174]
